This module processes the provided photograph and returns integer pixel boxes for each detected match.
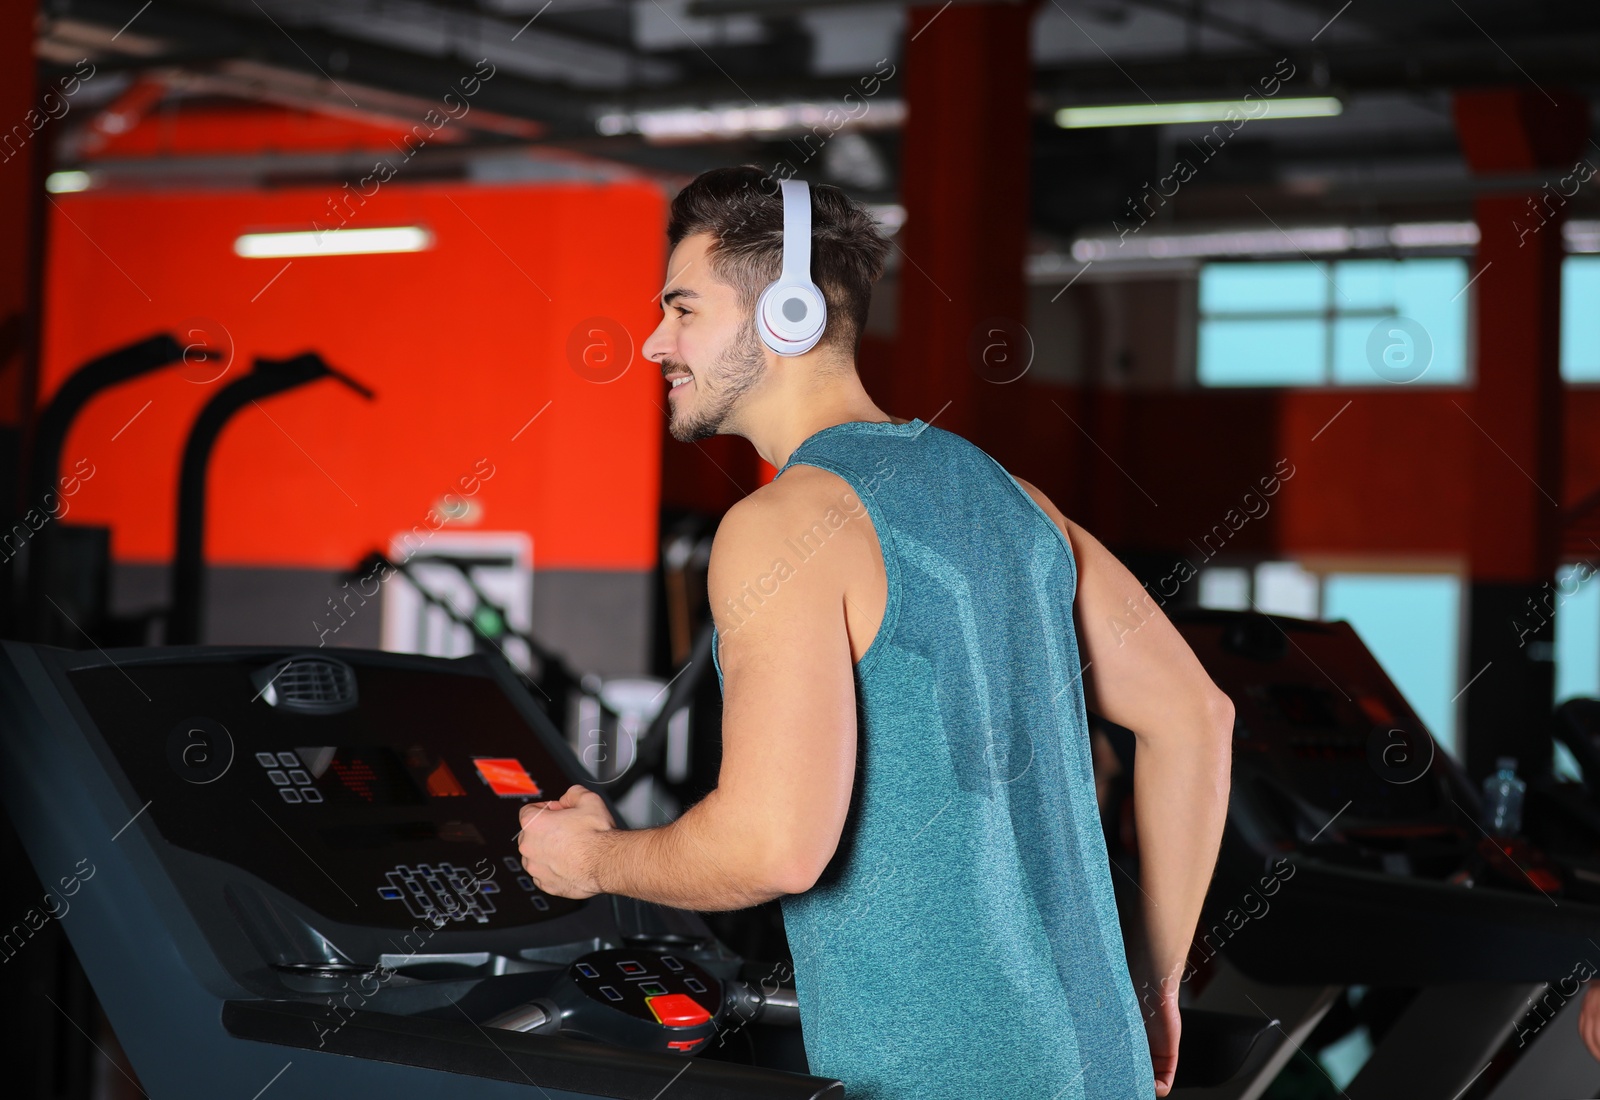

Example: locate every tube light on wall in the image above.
[1055,96,1343,129]
[46,170,93,193]
[234,227,434,259]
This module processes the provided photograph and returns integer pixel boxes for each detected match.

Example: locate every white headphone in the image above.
[756,179,828,356]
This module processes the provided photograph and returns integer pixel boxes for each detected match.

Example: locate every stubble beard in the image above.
[667,317,768,444]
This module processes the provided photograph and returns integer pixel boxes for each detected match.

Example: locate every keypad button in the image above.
[661,956,683,971]
[378,887,403,900]
[516,876,535,891]
[640,982,668,997]
[684,977,706,993]
[255,752,278,767]
[617,960,646,976]
[531,896,549,911]
[279,788,302,803]
[576,963,599,978]
[277,752,299,767]
[267,770,289,786]
[287,770,310,785]
[301,788,323,803]
[478,881,499,894]
[646,993,712,1027]
[599,985,623,1002]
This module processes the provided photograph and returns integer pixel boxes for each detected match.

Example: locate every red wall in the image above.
[970,385,1600,564]
[41,178,667,572]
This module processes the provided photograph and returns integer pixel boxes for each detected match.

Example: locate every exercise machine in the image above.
[1164,610,1600,1100]
[0,641,836,1098]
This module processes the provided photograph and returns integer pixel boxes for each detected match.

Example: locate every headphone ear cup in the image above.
[757,280,828,356]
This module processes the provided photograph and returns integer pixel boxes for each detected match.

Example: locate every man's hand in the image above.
[516,784,617,900]
[1580,981,1600,1062]
[1143,984,1181,1097]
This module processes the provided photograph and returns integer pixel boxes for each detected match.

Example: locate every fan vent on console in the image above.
[251,657,358,714]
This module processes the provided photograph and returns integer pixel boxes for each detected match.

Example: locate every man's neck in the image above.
[739,373,897,470]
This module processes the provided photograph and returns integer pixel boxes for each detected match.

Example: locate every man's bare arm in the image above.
[583,475,861,911]
[1013,478,1233,998]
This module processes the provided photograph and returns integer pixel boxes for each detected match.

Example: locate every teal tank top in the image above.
[710,419,1154,1099]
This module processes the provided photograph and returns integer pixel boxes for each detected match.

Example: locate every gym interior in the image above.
[1,0,1599,1097]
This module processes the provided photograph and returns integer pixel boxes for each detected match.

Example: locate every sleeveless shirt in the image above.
[710,418,1155,1099]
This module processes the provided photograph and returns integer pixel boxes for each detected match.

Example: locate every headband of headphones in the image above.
[756,179,828,356]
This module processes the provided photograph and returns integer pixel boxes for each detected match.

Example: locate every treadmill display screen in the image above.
[65,655,587,932]
[306,746,427,806]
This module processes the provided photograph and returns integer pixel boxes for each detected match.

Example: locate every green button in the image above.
[640,982,668,996]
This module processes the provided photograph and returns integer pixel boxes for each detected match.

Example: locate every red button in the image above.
[646,993,710,1026]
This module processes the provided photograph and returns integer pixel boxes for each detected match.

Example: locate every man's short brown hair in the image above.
[666,165,891,357]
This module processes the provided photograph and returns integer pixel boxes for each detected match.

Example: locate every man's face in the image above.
[643,232,767,443]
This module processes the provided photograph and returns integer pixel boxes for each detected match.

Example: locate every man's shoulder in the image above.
[721,465,857,535]
[708,469,871,605]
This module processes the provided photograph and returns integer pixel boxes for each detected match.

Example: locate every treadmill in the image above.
[1167,610,1600,1100]
[0,642,840,1100]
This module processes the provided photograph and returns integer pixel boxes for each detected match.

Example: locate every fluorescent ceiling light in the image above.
[46,170,92,193]
[1053,220,1475,268]
[1059,218,1600,265]
[596,100,905,142]
[1055,97,1343,129]
[234,226,434,259]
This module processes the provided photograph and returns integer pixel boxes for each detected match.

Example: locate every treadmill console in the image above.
[1172,610,1600,986]
[71,654,584,933]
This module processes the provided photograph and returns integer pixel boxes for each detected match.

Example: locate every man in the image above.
[517,165,1234,1099]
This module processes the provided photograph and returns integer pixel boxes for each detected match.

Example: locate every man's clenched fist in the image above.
[516,784,617,900]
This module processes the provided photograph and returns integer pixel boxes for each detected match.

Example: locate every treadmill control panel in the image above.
[67,655,586,931]
[569,949,723,1053]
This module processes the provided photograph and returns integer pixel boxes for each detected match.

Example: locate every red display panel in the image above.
[472,757,542,798]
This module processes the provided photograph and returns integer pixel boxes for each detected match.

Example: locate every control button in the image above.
[503,856,522,872]
[617,960,647,976]
[640,982,668,997]
[277,752,299,767]
[301,788,323,803]
[661,956,684,971]
[477,881,499,894]
[279,788,303,803]
[684,977,706,993]
[599,985,624,1002]
[516,876,535,892]
[287,770,310,785]
[531,896,549,911]
[378,887,403,900]
[646,993,711,1027]
[576,963,599,978]
[267,770,289,786]
[255,752,278,767]
[408,881,425,893]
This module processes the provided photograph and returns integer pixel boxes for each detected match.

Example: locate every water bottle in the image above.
[1481,757,1526,836]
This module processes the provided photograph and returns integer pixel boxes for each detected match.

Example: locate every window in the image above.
[1322,574,1462,759]
[1197,259,1469,386]
[1555,562,1600,703]
[1562,255,1600,382]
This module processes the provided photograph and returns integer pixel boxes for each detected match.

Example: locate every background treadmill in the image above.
[1164,610,1600,1100]
[0,642,841,1100]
